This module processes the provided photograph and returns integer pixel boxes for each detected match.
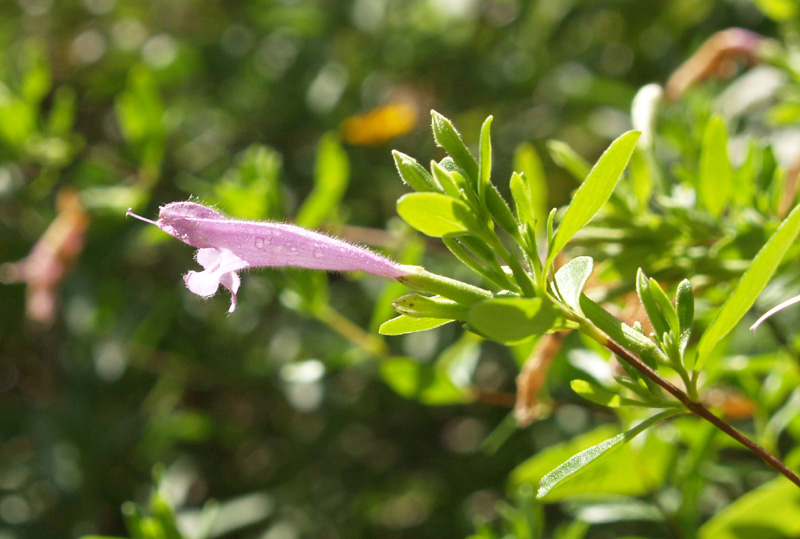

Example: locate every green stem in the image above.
[316,305,388,357]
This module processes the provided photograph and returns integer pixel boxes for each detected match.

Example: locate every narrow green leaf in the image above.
[537,409,681,498]
[392,294,469,320]
[676,279,694,353]
[151,493,183,539]
[698,115,732,217]
[570,379,622,407]
[397,192,482,237]
[468,297,558,344]
[580,295,660,358]
[648,278,680,340]
[510,172,533,225]
[443,237,516,291]
[733,138,759,207]
[46,86,77,137]
[392,150,439,192]
[431,159,465,199]
[431,110,479,182]
[554,256,593,313]
[479,116,493,201]
[698,477,800,539]
[511,424,675,502]
[628,148,655,211]
[696,203,800,369]
[547,140,591,181]
[636,269,669,338]
[486,183,519,237]
[379,315,453,335]
[547,132,640,267]
[297,132,350,228]
[397,267,491,306]
[513,142,548,231]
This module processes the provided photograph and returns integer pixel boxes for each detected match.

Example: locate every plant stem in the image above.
[601,336,800,489]
[316,305,388,357]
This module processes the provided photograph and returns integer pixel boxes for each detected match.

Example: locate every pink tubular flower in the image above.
[127,201,411,312]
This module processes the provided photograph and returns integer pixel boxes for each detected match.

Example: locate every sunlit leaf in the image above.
[547,140,591,181]
[698,115,732,217]
[297,132,350,228]
[431,110,479,182]
[536,410,680,499]
[468,297,558,344]
[570,379,621,407]
[513,142,548,231]
[698,477,800,539]
[379,315,453,335]
[397,192,482,237]
[696,204,800,369]
[547,131,640,267]
[554,256,593,313]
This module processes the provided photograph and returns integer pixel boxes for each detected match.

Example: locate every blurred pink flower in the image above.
[1,189,89,326]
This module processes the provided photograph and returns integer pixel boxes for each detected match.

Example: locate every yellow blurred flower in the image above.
[340,102,417,146]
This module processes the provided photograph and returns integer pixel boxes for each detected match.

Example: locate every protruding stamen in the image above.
[126,208,159,226]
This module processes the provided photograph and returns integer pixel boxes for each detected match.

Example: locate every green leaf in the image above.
[696,203,800,369]
[628,149,655,211]
[547,140,591,181]
[547,131,640,267]
[676,279,694,354]
[468,297,558,344]
[510,172,533,225]
[513,142,548,231]
[486,184,520,237]
[431,110,479,182]
[698,115,732,217]
[479,116,493,200]
[752,0,798,20]
[150,493,183,539]
[380,356,470,405]
[733,138,759,207]
[379,315,453,335]
[296,132,350,228]
[648,278,680,341]
[570,379,621,407]
[20,40,52,105]
[511,422,675,502]
[636,269,669,339]
[215,144,284,220]
[392,150,439,192]
[46,86,77,137]
[536,410,680,498]
[554,256,593,313]
[698,477,800,539]
[580,295,661,359]
[432,159,466,199]
[397,192,482,237]
[392,294,469,320]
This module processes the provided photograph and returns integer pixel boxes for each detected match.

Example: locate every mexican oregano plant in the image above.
[129,111,800,496]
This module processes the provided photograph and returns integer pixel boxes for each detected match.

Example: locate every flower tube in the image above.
[128,201,412,312]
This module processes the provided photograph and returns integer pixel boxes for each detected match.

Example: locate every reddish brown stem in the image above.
[604,338,800,489]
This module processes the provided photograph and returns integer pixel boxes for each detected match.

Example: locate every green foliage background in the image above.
[1,1,796,538]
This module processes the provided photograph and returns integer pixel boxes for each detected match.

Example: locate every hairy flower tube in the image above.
[127,201,413,312]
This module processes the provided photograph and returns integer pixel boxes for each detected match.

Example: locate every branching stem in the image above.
[601,336,800,489]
